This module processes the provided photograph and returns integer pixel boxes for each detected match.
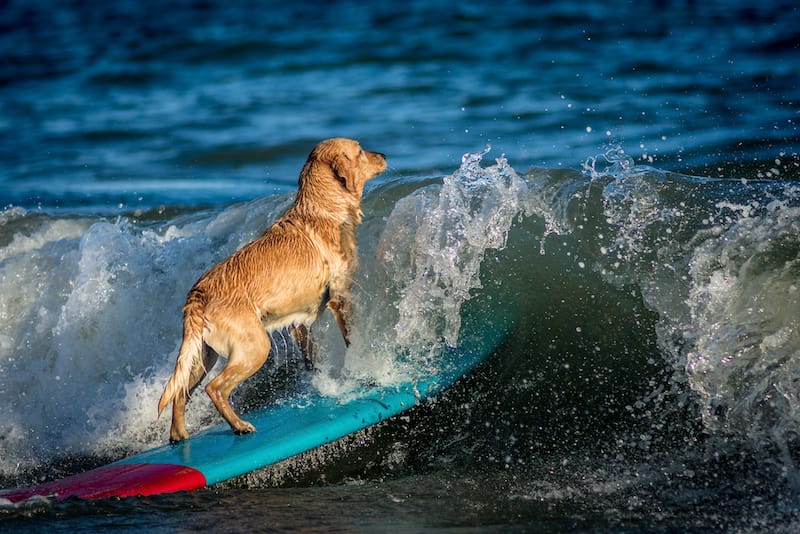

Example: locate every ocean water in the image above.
[1,0,799,531]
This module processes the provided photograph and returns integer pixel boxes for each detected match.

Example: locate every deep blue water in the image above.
[1,0,800,531]
[1,0,798,212]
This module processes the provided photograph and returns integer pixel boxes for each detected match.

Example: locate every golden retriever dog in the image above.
[158,138,386,442]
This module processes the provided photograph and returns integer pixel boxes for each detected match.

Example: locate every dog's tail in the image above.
[158,288,207,418]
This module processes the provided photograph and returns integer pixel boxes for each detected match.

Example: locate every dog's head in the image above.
[301,138,386,197]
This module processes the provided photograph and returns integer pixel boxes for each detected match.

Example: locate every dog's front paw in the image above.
[233,421,256,435]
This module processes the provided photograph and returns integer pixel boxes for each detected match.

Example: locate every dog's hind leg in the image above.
[170,345,219,442]
[204,320,270,435]
[290,324,316,370]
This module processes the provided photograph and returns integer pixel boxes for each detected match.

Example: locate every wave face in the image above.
[536,150,800,453]
[1,149,800,524]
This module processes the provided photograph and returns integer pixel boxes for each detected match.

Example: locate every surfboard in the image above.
[0,309,509,503]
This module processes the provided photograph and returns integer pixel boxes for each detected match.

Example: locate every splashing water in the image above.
[572,152,800,464]
[376,146,527,365]
[308,147,528,395]
[581,145,635,180]
[683,194,800,455]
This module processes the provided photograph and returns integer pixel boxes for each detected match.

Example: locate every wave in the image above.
[576,150,800,453]
[1,147,798,494]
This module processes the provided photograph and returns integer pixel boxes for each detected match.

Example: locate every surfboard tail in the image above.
[158,289,207,417]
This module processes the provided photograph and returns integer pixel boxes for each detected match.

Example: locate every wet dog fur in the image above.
[157,138,386,442]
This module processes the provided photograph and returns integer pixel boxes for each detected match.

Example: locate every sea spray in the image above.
[554,153,800,462]
[683,192,800,456]
[312,147,529,395]
[388,146,527,350]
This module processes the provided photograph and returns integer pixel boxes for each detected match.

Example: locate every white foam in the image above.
[0,198,291,473]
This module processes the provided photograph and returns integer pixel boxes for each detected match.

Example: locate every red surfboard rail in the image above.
[0,463,206,503]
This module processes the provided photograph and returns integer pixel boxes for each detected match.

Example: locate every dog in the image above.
[158,138,386,442]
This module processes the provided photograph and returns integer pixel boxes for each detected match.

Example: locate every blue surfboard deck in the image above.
[1,309,509,503]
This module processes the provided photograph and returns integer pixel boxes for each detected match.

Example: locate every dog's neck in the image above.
[290,182,361,224]
[282,166,363,257]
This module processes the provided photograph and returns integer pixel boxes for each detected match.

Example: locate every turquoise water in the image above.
[2,0,797,212]
[2,1,800,531]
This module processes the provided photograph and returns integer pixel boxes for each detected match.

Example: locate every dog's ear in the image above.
[330,153,358,192]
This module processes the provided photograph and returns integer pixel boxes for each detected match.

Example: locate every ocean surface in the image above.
[1,0,799,531]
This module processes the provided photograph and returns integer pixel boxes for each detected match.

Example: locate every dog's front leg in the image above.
[290,324,316,370]
[326,297,351,347]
